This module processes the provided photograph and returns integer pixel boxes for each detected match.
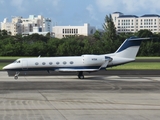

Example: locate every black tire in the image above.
[14,76,18,80]
[80,75,84,79]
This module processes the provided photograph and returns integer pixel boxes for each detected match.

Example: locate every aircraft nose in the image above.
[3,64,11,70]
[3,66,7,70]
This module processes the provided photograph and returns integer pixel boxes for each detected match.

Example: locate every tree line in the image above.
[0,15,160,57]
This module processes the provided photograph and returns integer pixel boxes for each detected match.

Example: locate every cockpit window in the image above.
[13,60,21,63]
[17,61,20,63]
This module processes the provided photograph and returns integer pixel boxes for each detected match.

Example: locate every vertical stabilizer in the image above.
[115,37,149,59]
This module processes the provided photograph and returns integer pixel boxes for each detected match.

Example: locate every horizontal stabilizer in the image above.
[128,37,151,41]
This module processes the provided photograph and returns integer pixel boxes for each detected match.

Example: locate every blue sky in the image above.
[1,0,160,29]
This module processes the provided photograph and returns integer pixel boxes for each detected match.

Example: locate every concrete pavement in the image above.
[0,71,160,120]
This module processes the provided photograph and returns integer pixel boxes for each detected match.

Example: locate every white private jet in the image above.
[3,37,149,79]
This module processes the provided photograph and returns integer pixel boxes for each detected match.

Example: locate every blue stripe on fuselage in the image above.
[4,66,100,71]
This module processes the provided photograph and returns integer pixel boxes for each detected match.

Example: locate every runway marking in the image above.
[144,77,160,81]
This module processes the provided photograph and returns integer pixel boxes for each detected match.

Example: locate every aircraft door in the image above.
[22,61,28,70]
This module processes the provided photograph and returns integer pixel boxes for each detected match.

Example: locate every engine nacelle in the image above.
[81,55,105,65]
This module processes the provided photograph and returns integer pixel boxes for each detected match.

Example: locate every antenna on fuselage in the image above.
[38,55,41,58]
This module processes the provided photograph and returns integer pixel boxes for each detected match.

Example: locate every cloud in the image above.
[95,0,119,12]
[95,0,160,15]
[11,0,23,8]
[86,4,98,21]
[8,0,62,16]
[10,0,26,12]
[52,0,61,7]
[0,0,4,4]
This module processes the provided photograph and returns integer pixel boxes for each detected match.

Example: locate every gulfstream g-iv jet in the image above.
[3,37,149,79]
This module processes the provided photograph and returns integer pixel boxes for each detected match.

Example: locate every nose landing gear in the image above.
[14,72,20,80]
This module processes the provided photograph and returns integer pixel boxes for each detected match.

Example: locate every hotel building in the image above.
[111,12,160,33]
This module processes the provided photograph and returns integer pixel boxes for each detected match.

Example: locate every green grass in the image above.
[0,57,160,70]
[108,62,160,70]
[1,62,160,70]
[0,63,10,70]
[0,56,31,60]
[136,57,160,59]
[0,56,160,60]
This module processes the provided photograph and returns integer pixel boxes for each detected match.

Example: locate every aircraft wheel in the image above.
[14,76,18,80]
[81,75,84,79]
[78,75,84,79]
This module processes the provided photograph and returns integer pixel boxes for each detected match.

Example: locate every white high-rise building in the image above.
[111,12,160,33]
[11,17,23,35]
[21,15,52,36]
[1,18,13,34]
[53,23,96,39]
[1,15,52,36]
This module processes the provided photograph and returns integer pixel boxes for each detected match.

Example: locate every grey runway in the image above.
[0,71,160,120]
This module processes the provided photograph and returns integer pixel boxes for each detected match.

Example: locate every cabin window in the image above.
[35,62,39,65]
[63,61,67,65]
[70,61,74,64]
[49,62,53,65]
[56,62,60,65]
[42,62,46,65]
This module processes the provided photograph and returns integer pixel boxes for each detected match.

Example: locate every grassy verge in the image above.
[0,57,160,70]
[1,62,160,70]
[136,57,160,59]
[0,56,32,60]
[0,63,10,70]
[108,62,160,70]
[0,56,160,60]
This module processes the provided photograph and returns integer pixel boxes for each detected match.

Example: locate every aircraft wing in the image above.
[97,56,112,70]
[55,57,112,72]
[55,68,99,72]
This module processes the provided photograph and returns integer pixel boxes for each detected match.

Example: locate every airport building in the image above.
[1,15,52,36]
[53,23,96,39]
[111,12,160,33]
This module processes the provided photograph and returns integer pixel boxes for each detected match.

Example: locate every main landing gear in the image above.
[14,72,20,80]
[78,71,84,79]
